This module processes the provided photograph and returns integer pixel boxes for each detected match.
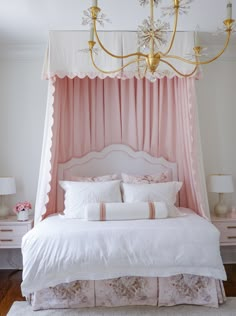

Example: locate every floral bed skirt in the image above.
[29,274,226,311]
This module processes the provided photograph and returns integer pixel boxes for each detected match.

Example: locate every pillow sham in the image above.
[122,181,182,205]
[59,180,122,218]
[69,174,118,182]
[85,202,171,221]
[121,171,170,184]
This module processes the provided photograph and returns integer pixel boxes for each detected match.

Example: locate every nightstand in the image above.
[211,213,236,246]
[0,216,33,249]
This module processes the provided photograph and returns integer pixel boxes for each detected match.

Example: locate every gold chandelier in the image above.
[83,0,234,78]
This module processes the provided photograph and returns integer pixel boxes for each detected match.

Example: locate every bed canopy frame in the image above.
[35,30,209,224]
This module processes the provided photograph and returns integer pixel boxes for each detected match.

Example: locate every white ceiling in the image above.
[0,0,234,45]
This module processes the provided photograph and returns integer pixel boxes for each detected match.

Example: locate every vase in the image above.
[17,209,29,221]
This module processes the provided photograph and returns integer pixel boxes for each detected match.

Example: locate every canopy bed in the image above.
[21,31,226,310]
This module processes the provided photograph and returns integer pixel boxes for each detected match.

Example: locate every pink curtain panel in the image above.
[44,76,207,219]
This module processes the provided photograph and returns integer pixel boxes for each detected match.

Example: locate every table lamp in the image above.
[0,177,16,217]
[207,174,234,217]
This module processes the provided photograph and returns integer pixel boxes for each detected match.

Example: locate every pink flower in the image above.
[13,201,32,213]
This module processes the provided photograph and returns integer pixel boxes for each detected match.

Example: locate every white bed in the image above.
[22,209,225,295]
[21,144,226,310]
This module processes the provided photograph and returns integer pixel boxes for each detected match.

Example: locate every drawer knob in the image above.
[0,239,13,242]
[227,226,236,229]
[0,229,13,232]
[227,236,236,239]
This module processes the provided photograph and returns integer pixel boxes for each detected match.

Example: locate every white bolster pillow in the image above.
[85,202,169,221]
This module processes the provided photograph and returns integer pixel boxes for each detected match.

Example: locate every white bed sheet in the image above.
[21,208,226,296]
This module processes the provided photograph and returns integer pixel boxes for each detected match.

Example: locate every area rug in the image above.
[7,299,236,316]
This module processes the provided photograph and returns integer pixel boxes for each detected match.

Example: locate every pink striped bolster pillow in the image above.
[85,202,169,221]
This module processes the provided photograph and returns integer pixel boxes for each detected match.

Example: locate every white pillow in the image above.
[59,180,122,218]
[122,182,182,205]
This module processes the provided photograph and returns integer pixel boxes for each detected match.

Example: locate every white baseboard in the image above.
[0,249,23,269]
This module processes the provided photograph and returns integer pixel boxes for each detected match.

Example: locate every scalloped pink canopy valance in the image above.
[42,31,200,80]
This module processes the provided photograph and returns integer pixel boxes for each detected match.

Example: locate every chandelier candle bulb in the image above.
[90,26,94,42]
[194,29,200,47]
[150,0,154,54]
[227,1,232,20]
[92,0,97,7]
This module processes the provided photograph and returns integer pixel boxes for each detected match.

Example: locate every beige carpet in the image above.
[6,299,236,316]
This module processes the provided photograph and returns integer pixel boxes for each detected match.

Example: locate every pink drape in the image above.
[45,76,207,219]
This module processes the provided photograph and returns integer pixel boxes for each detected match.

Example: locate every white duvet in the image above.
[21,208,226,296]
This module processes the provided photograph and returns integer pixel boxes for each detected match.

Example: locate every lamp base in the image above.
[214,193,229,217]
[0,205,9,218]
[214,202,228,217]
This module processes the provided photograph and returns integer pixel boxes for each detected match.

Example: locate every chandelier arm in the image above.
[160,59,199,77]
[161,30,231,65]
[86,2,234,79]
[191,30,231,65]
[162,6,179,56]
[93,20,146,60]
[90,49,146,74]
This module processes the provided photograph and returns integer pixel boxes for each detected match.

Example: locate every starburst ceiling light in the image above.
[84,0,234,79]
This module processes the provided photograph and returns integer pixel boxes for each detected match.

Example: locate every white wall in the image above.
[0,45,235,267]
[196,58,236,263]
[196,60,236,212]
[0,54,47,211]
[0,51,47,268]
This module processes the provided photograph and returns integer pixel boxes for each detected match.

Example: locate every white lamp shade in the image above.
[207,174,234,193]
[0,177,16,195]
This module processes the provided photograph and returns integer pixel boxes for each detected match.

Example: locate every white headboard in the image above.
[57,144,178,210]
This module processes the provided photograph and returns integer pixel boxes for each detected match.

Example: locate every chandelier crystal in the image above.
[84,0,235,79]
[162,0,194,16]
[137,18,169,49]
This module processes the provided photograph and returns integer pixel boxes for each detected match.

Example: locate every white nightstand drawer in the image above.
[0,235,22,247]
[212,214,236,245]
[218,226,236,243]
[0,225,28,237]
[220,233,236,244]
[0,216,33,249]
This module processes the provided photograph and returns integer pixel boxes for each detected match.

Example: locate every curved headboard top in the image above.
[58,144,178,181]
